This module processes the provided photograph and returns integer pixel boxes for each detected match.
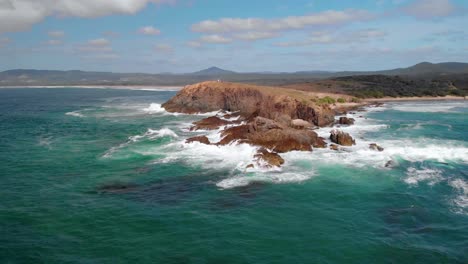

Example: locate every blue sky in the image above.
[0,0,467,73]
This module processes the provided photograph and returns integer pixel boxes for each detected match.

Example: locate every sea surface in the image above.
[0,88,467,263]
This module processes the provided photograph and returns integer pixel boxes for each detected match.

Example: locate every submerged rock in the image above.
[369,143,384,152]
[330,144,339,151]
[186,136,211,145]
[330,129,356,146]
[254,148,285,168]
[190,116,232,131]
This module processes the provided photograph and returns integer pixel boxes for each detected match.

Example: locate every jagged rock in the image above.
[291,119,313,129]
[186,136,210,145]
[369,143,384,152]
[162,81,336,127]
[254,148,285,168]
[246,164,254,169]
[218,117,323,152]
[338,117,355,125]
[330,129,356,146]
[385,160,395,168]
[190,116,232,131]
[223,112,240,119]
[330,144,339,151]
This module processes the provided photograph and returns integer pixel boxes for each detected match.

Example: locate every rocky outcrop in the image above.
[217,117,325,152]
[330,130,356,146]
[186,136,211,145]
[162,81,336,127]
[369,143,384,152]
[338,117,355,125]
[330,144,339,151]
[254,148,285,168]
[190,116,233,131]
[291,119,313,129]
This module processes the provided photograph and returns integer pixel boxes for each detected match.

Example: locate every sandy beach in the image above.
[364,95,466,102]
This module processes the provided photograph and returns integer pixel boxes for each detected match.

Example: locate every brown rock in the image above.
[369,143,384,152]
[246,164,255,169]
[291,119,313,129]
[315,137,327,148]
[330,129,356,146]
[217,117,323,153]
[190,116,232,131]
[186,136,211,145]
[254,148,285,168]
[338,117,355,125]
[330,144,339,151]
[162,81,336,127]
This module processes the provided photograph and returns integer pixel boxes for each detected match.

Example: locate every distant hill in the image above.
[0,62,467,87]
[190,66,237,76]
[377,62,468,75]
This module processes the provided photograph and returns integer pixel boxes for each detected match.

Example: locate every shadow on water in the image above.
[91,168,272,209]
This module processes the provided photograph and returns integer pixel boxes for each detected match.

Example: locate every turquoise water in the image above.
[0,88,467,263]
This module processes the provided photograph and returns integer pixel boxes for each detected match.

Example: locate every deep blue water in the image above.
[0,88,467,263]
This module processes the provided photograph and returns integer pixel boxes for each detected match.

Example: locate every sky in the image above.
[0,0,467,73]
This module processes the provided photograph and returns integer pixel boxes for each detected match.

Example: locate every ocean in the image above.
[0,88,467,263]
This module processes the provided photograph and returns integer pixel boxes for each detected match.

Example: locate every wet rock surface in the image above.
[338,117,355,125]
[370,143,384,152]
[186,136,211,145]
[254,148,285,168]
[190,116,233,131]
[330,129,356,146]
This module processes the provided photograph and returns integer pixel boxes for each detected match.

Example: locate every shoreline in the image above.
[364,95,466,102]
[0,85,183,91]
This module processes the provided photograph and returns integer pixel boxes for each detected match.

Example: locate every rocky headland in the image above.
[164,81,365,168]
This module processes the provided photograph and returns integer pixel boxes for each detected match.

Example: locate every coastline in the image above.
[364,95,466,102]
[0,85,183,91]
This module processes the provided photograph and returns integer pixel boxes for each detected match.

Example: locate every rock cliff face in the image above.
[162,81,335,127]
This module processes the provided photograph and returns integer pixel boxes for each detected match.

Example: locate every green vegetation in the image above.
[337,98,346,103]
[315,96,336,105]
[334,75,467,98]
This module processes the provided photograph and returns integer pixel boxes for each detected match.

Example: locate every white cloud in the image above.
[48,30,64,38]
[47,30,65,38]
[233,31,278,41]
[77,38,112,52]
[199,34,232,44]
[274,29,387,47]
[154,44,173,52]
[138,26,161,35]
[191,9,373,34]
[47,39,62,45]
[187,40,202,48]
[403,0,456,19]
[0,0,175,34]
[83,53,120,60]
[88,38,110,47]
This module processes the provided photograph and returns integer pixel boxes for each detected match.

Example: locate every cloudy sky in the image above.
[0,0,467,73]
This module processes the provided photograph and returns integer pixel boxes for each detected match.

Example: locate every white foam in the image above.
[142,103,167,114]
[449,179,468,212]
[404,167,443,186]
[389,101,467,113]
[216,172,312,189]
[103,128,178,158]
[65,111,85,118]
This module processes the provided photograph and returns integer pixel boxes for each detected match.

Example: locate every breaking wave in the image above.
[216,172,313,189]
[65,110,85,118]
